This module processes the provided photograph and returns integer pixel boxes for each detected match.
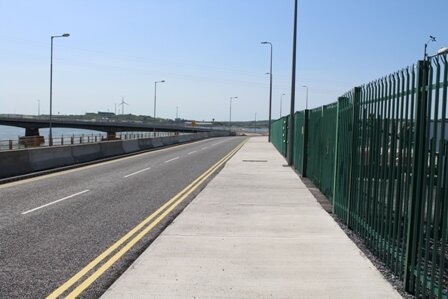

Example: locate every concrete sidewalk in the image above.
[102,137,401,298]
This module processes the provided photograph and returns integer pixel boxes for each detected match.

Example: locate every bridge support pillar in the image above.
[20,127,44,147]
[25,127,40,137]
[107,131,117,140]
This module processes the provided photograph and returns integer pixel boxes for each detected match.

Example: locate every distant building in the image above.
[98,111,115,117]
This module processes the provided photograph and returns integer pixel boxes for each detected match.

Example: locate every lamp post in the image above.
[254,112,257,133]
[229,96,238,130]
[302,85,308,109]
[49,33,70,146]
[280,93,285,117]
[261,41,273,142]
[287,0,298,166]
[424,35,437,60]
[154,80,165,120]
[153,80,165,137]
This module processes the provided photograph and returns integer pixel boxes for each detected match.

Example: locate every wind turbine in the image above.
[119,97,129,115]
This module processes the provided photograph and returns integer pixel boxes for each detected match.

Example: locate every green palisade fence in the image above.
[271,54,448,298]
[305,104,338,198]
[270,116,288,157]
[293,111,306,175]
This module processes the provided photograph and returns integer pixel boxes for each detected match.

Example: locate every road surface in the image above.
[0,136,245,298]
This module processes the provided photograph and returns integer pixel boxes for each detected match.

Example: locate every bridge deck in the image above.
[0,116,215,135]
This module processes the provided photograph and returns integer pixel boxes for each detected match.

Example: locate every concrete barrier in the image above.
[29,146,74,172]
[122,139,140,154]
[72,143,102,163]
[0,150,32,178]
[0,132,231,179]
[151,138,163,148]
[138,138,154,150]
[100,140,125,157]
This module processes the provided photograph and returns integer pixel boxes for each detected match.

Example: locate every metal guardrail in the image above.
[0,132,176,151]
[271,54,448,298]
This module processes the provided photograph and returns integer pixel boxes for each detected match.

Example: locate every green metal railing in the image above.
[270,116,288,157]
[271,54,448,298]
[293,111,306,175]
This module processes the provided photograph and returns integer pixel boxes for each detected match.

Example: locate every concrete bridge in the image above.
[0,116,220,139]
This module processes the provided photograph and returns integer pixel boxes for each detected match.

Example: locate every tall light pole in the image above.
[153,80,165,137]
[254,112,257,133]
[154,80,165,120]
[49,33,70,146]
[261,41,273,142]
[302,85,308,109]
[229,96,238,129]
[280,93,285,117]
[37,100,40,116]
[424,35,436,60]
[287,0,298,166]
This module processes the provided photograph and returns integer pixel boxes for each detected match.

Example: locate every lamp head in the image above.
[62,33,70,37]
[437,47,448,55]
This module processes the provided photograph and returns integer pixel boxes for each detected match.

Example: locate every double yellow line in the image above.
[47,139,247,299]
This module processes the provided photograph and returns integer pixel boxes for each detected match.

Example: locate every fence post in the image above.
[404,60,430,293]
[283,116,289,157]
[332,100,342,213]
[302,110,309,177]
[346,87,362,228]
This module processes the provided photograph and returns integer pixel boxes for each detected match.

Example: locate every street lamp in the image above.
[302,85,308,109]
[49,33,70,146]
[261,41,273,142]
[154,80,165,120]
[229,96,238,130]
[280,93,286,117]
[437,47,448,55]
[428,47,448,59]
[287,0,298,166]
[153,80,165,137]
[424,35,437,60]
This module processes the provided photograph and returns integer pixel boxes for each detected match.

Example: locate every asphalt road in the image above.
[0,136,245,298]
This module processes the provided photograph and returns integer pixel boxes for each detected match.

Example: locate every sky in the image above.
[0,0,447,122]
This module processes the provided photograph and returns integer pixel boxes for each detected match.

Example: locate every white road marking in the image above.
[212,141,225,146]
[21,190,90,215]
[124,167,151,178]
[187,151,197,155]
[164,157,179,163]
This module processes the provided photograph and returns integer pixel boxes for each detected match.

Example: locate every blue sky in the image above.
[1,0,447,121]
